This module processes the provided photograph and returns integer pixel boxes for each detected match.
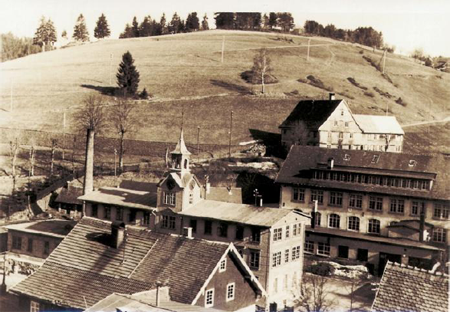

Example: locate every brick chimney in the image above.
[83,129,94,195]
[111,222,126,248]
[329,93,336,101]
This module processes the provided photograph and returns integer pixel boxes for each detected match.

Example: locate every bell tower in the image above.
[170,129,191,177]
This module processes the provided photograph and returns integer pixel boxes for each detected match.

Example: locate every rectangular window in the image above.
[249,250,260,270]
[329,192,343,206]
[91,204,98,217]
[411,201,425,216]
[293,224,297,236]
[44,241,50,255]
[128,210,136,223]
[163,192,176,206]
[304,241,314,254]
[189,219,197,233]
[235,225,244,240]
[434,203,450,219]
[317,242,330,256]
[349,194,363,209]
[432,228,446,243]
[217,223,228,238]
[30,301,40,312]
[272,251,282,267]
[311,190,324,204]
[12,236,22,250]
[219,259,226,272]
[390,199,405,214]
[338,245,349,258]
[116,207,123,221]
[205,289,214,307]
[204,220,212,235]
[285,249,290,263]
[251,227,261,243]
[162,215,176,229]
[293,188,305,202]
[357,249,368,262]
[143,212,150,225]
[273,228,282,241]
[369,196,383,211]
[292,246,301,260]
[104,206,111,219]
[226,283,235,301]
[27,238,33,253]
[285,225,290,238]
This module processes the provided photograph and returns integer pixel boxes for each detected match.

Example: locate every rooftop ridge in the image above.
[388,261,449,277]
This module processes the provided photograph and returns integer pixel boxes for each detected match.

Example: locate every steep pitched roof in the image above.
[78,187,157,210]
[353,114,404,134]
[54,187,83,205]
[279,99,343,128]
[10,217,239,309]
[276,146,450,200]
[5,220,76,238]
[372,261,449,312]
[179,200,308,227]
[171,129,191,155]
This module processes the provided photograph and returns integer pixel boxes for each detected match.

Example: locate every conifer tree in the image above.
[139,16,153,37]
[73,14,89,42]
[132,16,140,37]
[160,13,168,34]
[169,13,181,34]
[119,24,133,39]
[116,51,140,96]
[201,14,209,30]
[94,13,111,39]
[33,16,57,49]
[186,12,199,32]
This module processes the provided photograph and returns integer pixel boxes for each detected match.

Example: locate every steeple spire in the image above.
[170,128,191,175]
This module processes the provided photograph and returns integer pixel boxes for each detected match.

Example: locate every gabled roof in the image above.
[206,187,243,204]
[159,172,200,189]
[276,146,450,200]
[54,187,83,205]
[11,217,261,310]
[372,261,449,312]
[353,114,404,135]
[179,200,309,227]
[279,99,344,128]
[171,129,191,155]
[78,187,157,210]
[119,180,158,192]
[5,220,76,238]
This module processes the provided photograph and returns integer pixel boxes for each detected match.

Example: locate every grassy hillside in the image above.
[1,30,449,149]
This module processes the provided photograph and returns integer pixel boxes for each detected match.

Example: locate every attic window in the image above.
[409,160,417,167]
[371,155,380,164]
[343,154,351,161]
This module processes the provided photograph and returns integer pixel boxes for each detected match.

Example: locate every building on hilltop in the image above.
[10,217,265,312]
[279,93,404,153]
[372,261,449,312]
[275,146,449,275]
[79,129,310,308]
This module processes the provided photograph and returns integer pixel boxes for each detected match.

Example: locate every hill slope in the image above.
[1,30,449,149]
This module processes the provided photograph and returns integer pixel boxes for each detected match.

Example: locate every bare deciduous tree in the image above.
[9,138,19,193]
[50,139,57,176]
[74,94,107,134]
[110,97,136,172]
[297,274,331,312]
[251,48,272,94]
[29,141,36,177]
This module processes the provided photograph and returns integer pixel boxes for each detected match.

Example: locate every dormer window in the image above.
[163,192,176,206]
[409,160,417,167]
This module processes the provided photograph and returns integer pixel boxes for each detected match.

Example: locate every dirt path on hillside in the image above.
[402,116,450,128]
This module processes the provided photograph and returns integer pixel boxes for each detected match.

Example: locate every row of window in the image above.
[292,188,449,219]
[305,241,370,261]
[312,170,431,191]
[205,283,235,307]
[12,236,50,255]
[273,272,299,294]
[273,223,302,242]
[314,212,447,242]
[91,204,150,224]
[272,246,301,268]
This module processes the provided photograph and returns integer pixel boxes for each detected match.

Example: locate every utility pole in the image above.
[109,53,113,85]
[382,49,387,74]
[228,110,233,158]
[197,126,200,157]
[10,81,13,112]
[114,148,117,178]
[307,38,311,62]
[62,111,66,160]
[221,36,225,63]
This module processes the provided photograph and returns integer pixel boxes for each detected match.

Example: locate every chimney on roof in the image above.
[83,129,94,196]
[329,93,335,101]
[111,222,126,248]
[182,227,193,239]
[327,157,334,169]
[155,281,163,307]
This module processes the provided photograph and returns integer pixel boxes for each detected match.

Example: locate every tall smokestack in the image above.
[419,209,425,242]
[83,129,94,195]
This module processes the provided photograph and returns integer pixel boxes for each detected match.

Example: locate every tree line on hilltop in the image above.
[214,12,295,32]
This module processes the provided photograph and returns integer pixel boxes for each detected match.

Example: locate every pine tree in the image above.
[268,12,277,29]
[169,13,181,34]
[94,13,110,39]
[33,16,57,49]
[119,24,133,39]
[132,16,140,37]
[160,13,168,34]
[201,14,209,30]
[186,12,199,32]
[116,51,140,96]
[139,16,153,37]
[73,14,89,42]
[45,19,57,45]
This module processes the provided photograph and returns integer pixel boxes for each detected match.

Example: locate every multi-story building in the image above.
[80,130,310,307]
[279,93,404,153]
[276,146,449,275]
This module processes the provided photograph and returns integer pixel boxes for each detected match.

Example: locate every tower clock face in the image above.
[167,179,175,190]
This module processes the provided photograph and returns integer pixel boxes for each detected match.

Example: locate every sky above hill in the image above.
[1,0,449,57]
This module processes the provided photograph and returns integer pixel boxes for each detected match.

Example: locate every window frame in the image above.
[226,283,235,302]
[328,214,340,229]
[272,251,282,267]
[12,236,22,250]
[219,258,226,273]
[217,222,228,238]
[30,300,40,312]
[347,216,360,231]
[317,242,330,256]
[273,228,282,241]
[349,194,363,209]
[304,241,314,254]
[292,187,305,202]
[329,192,343,207]
[432,228,446,243]
[310,190,324,204]
[368,219,381,234]
[204,220,212,235]
[205,289,214,308]
[249,249,260,270]
[163,191,176,206]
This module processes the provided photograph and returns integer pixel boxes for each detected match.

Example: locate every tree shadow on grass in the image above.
[210,79,252,95]
[81,84,117,96]
[249,129,284,158]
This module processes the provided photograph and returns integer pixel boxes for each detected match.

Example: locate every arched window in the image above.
[432,228,446,243]
[328,214,340,228]
[184,159,188,169]
[368,219,380,234]
[348,216,360,231]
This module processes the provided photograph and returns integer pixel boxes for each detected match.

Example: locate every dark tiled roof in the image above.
[206,187,242,204]
[119,180,158,192]
[5,220,77,238]
[279,100,343,128]
[276,146,450,200]
[78,187,157,209]
[55,187,83,205]
[11,217,229,309]
[372,261,449,312]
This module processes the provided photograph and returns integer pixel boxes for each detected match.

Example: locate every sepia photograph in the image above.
[0,0,449,311]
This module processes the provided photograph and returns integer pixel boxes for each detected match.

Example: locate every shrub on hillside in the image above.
[306,75,333,92]
[347,77,368,90]
[373,86,394,98]
[364,91,375,97]
[240,70,278,84]
[396,97,407,107]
